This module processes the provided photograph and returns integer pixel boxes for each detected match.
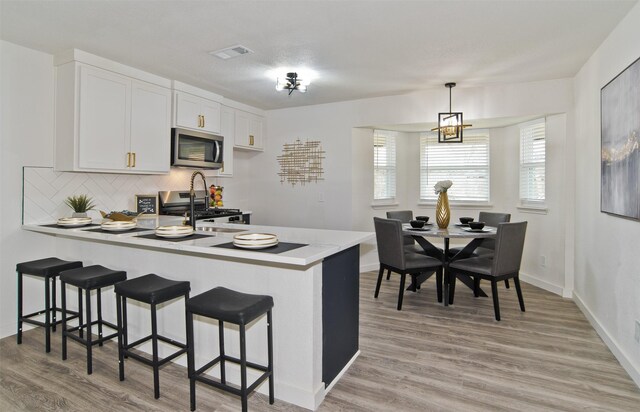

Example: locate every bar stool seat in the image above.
[187,287,274,412]
[16,257,83,353]
[115,274,190,400]
[60,265,126,375]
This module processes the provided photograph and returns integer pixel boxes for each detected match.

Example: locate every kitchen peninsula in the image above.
[23,219,373,410]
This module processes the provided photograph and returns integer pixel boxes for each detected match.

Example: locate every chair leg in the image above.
[448,271,457,305]
[219,320,226,384]
[61,281,67,360]
[151,303,160,399]
[474,277,481,297]
[435,268,443,303]
[45,274,51,353]
[187,310,196,412]
[17,271,23,345]
[239,323,248,412]
[116,293,125,382]
[267,310,274,404]
[97,288,103,346]
[491,280,501,321]
[122,297,128,357]
[397,273,406,310]
[386,269,391,280]
[514,276,525,312]
[504,279,510,289]
[51,276,57,332]
[85,288,93,374]
[78,288,83,339]
[374,265,384,298]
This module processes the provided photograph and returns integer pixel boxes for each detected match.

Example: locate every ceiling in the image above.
[1,0,636,111]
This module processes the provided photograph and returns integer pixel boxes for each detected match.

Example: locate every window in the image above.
[420,131,490,203]
[373,130,397,201]
[519,118,546,205]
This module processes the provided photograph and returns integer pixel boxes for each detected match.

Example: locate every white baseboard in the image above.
[325,350,361,393]
[519,271,567,297]
[573,292,640,388]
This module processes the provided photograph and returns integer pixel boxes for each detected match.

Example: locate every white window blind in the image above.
[519,118,546,204]
[373,130,397,201]
[419,131,490,203]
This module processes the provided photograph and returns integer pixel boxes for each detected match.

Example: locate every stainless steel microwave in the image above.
[171,128,223,169]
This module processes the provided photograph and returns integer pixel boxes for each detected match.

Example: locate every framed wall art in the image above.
[600,56,640,220]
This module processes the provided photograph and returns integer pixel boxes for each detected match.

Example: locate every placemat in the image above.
[135,233,212,242]
[85,227,152,234]
[39,224,100,229]
[212,242,308,254]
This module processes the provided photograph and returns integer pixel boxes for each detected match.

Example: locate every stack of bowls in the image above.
[233,233,278,249]
[57,217,92,227]
[101,220,136,232]
[155,225,194,238]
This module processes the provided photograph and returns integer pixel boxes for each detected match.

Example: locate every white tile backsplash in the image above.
[22,167,200,224]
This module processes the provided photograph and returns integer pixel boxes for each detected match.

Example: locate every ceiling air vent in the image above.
[209,45,254,60]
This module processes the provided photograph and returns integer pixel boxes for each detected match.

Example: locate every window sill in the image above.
[371,202,399,210]
[417,202,494,209]
[517,204,548,214]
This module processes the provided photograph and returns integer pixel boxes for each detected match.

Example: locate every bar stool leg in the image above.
[240,323,247,412]
[219,320,226,384]
[186,310,196,412]
[44,275,51,353]
[97,288,103,346]
[61,281,68,360]
[78,288,83,339]
[116,293,125,382]
[267,309,274,404]
[151,303,160,399]
[86,289,93,374]
[51,277,57,332]
[122,297,128,357]
[17,271,23,345]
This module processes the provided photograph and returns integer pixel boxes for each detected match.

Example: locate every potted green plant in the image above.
[64,194,96,217]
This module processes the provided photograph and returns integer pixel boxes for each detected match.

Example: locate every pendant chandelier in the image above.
[431,82,471,143]
[275,72,308,95]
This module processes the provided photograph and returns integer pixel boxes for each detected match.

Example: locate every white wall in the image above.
[0,40,56,338]
[573,2,640,385]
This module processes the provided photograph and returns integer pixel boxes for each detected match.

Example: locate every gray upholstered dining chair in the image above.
[385,211,428,280]
[373,217,443,310]
[448,221,527,321]
[449,211,512,287]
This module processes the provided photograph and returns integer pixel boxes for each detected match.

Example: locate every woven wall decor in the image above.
[277,139,325,186]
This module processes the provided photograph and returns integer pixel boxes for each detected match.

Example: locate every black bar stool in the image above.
[16,257,83,353]
[186,287,274,412]
[60,265,127,374]
[114,274,190,399]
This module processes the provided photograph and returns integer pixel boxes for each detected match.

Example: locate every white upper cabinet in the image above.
[172,82,222,134]
[54,51,172,174]
[234,109,264,151]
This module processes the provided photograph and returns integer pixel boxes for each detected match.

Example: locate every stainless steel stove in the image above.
[158,190,245,223]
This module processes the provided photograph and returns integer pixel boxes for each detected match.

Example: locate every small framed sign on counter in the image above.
[135,194,158,217]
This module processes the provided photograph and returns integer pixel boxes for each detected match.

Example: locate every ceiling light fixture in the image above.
[276,72,308,95]
[431,82,471,143]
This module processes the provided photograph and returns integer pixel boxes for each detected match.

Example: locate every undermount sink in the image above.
[196,226,248,233]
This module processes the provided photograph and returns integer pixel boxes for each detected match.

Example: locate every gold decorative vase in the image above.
[436,192,450,229]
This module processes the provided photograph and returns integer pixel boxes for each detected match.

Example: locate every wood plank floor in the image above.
[1,271,638,411]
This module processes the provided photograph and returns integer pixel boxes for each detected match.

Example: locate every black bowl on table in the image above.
[415,216,430,223]
[468,221,485,230]
[410,220,425,228]
[459,217,474,224]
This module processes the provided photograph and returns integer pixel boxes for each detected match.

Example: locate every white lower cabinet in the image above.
[55,63,171,173]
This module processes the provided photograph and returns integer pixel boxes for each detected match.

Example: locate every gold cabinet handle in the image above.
[202,115,205,128]
[132,152,136,167]
[249,135,254,146]
[126,152,131,167]
[221,161,224,173]
[197,115,201,127]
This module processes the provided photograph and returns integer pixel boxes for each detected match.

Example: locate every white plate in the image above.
[233,240,279,249]
[57,217,92,227]
[156,225,193,231]
[101,221,136,231]
[234,233,277,242]
[462,228,492,233]
[233,237,280,246]
[155,232,194,239]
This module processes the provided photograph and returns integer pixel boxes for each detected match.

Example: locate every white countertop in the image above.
[23,217,373,267]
